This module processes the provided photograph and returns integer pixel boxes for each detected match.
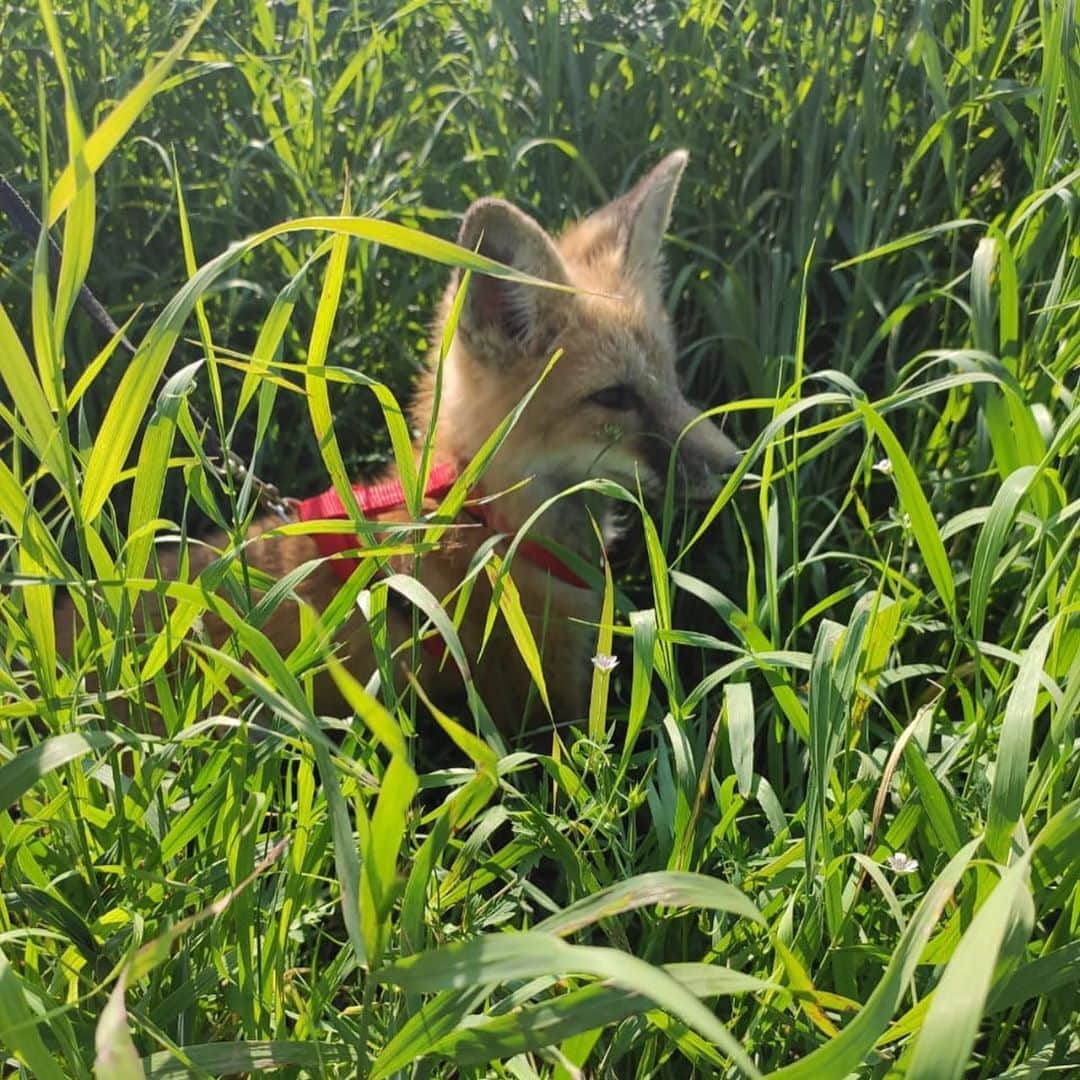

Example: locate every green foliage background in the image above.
[0,1,1077,1077]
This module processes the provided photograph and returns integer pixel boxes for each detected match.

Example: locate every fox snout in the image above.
[669,400,742,499]
[628,390,740,502]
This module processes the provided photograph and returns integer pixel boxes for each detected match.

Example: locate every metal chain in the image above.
[0,173,292,519]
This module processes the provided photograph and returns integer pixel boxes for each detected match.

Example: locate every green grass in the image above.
[1,0,1078,1076]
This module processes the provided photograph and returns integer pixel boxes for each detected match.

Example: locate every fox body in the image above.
[64,151,740,734]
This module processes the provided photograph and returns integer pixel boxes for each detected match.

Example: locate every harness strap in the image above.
[294,461,456,576]
[295,462,589,589]
[296,461,458,521]
[464,505,589,588]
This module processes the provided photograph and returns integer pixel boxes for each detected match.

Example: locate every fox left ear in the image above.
[455,198,570,358]
[622,149,689,278]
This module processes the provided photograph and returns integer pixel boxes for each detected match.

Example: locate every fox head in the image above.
[422,150,740,542]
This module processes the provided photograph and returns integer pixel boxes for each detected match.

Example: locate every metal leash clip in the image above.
[219,449,293,521]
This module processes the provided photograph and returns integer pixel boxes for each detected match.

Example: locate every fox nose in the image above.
[669,406,742,499]
[713,436,743,475]
[683,415,741,473]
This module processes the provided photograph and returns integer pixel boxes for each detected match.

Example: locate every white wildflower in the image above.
[884,851,919,874]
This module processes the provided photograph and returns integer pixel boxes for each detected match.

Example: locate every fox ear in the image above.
[456,199,569,354]
[622,149,689,278]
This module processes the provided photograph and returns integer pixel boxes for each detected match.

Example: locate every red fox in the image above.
[63,150,740,735]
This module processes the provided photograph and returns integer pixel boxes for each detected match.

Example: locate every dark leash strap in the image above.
[0,172,291,519]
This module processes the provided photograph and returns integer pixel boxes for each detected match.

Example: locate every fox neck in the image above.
[469,474,616,563]
[421,431,613,563]
[411,358,613,564]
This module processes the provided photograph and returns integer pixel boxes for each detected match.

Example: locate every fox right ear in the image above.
[455,199,569,356]
[622,149,688,280]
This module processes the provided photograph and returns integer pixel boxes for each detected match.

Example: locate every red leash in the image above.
[295,462,589,588]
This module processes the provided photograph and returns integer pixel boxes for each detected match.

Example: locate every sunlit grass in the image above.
[0,1,1077,1077]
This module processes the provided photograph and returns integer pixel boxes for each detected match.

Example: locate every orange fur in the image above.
[62,151,740,735]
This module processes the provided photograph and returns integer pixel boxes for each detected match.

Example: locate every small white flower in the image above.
[884,851,919,874]
[873,457,894,476]
[591,653,619,673]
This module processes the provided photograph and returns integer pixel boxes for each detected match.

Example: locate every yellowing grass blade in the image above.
[305,207,358,513]
[68,307,139,408]
[237,240,333,417]
[79,318,179,521]
[484,555,551,717]
[0,302,67,483]
[325,652,410,760]
[53,145,95,347]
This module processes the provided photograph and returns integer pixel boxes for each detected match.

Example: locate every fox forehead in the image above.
[554,297,677,383]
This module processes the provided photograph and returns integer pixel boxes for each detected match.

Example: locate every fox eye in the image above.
[588,384,640,411]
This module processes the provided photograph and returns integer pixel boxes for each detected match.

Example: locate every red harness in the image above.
[294,462,589,589]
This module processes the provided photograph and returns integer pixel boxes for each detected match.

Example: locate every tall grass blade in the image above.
[0,946,68,1080]
[856,401,957,624]
[379,932,761,1076]
[0,303,67,484]
[48,0,218,225]
[906,849,1035,1080]
[969,465,1040,641]
[985,617,1059,862]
